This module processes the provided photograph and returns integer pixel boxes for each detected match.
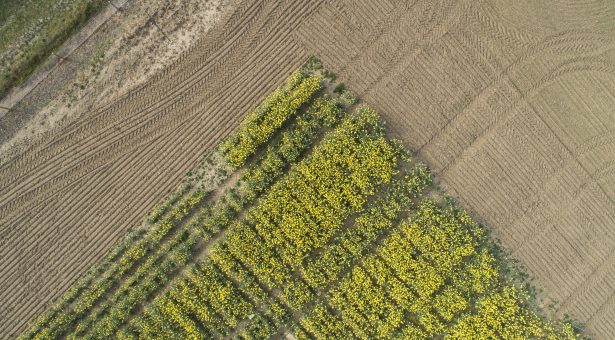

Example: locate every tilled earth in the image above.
[1,0,615,338]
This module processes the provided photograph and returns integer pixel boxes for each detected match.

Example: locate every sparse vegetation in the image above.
[322,69,336,81]
[333,83,345,94]
[0,0,110,98]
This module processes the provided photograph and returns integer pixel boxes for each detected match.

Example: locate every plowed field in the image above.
[1,0,614,338]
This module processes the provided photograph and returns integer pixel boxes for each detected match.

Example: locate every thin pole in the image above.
[152,18,171,42]
[109,1,122,11]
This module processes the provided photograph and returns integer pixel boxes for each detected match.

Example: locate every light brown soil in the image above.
[0,0,227,160]
[1,0,615,338]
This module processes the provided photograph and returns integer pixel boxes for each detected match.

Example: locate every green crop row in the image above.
[127,261,253,339]
[219,69,323,168]
[299,201,579,339]
[22,190,206,339]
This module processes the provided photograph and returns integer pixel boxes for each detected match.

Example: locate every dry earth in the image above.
[1,0,614,338]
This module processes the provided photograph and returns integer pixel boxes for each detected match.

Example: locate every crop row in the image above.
[204,107,405,337]
[145,182,193,224]
[219,69,323,168]
[70,229,198,338]
[240,95,343,200]
[218,107,400,290]
[126,261,253,339]
[299,200,578,339]
[109,105,401,338]
[209,164,432,339]
[79,91,348,338]
[22,190,206,339]
[234,166,431,338]
[19,177,201,339]
[22,63,342,339]
[300,165,430,291]
[18,227,147,340]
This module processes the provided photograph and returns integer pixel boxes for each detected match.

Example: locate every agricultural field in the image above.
[18,61,582,339]
[1,0,615,339]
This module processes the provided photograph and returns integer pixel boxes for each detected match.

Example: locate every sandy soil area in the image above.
[0,0,228,162]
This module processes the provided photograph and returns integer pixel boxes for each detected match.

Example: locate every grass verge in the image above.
[0,0,109,99]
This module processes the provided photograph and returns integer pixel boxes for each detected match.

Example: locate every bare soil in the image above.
[1,0,614,338]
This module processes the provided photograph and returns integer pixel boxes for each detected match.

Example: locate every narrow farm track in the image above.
[2,0,615,338]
